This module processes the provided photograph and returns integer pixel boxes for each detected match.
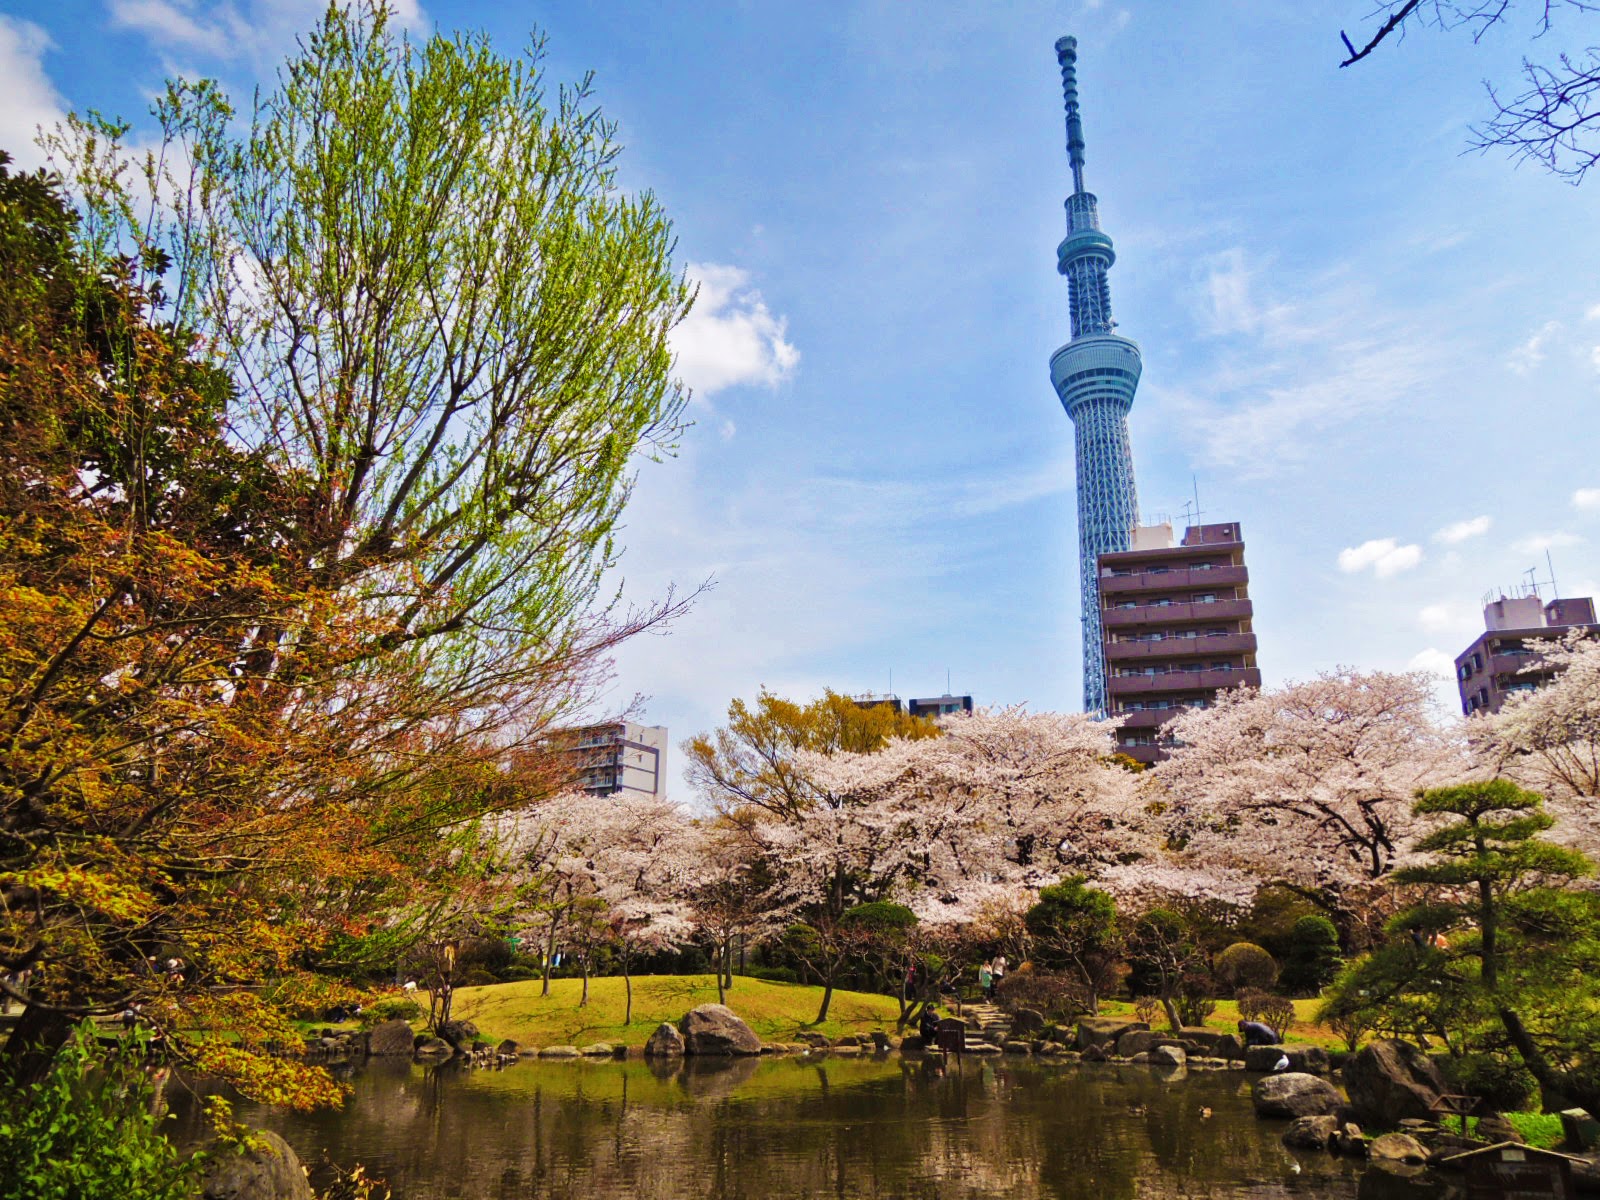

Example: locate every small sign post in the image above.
[935,1017,967,1058]
[1430,1092,1482,1137]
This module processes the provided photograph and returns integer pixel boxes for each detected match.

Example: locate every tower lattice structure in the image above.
[1049,35,1142,715]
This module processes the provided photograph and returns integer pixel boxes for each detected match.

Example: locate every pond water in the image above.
[167,1054,1404,1199]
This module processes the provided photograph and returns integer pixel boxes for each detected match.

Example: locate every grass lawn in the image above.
[1092,997,1344,1049]
[449,974,904,1048]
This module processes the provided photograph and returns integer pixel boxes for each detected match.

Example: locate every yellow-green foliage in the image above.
[450,974,901,1047]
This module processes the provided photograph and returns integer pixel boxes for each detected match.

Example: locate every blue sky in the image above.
[4,1,1598,790]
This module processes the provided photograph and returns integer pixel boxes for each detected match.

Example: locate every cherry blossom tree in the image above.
[683,824,780,1005]
[1479,631,1600,854]
[796,706,1151,908]
[491,788,694,1010]
[582,798,696,1024]
[1154,670,1465,898]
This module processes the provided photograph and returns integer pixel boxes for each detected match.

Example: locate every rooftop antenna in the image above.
[1178,477,1206,533]
[1547,550,1561,600]
[946,667,952,695]
[1057,36,1088,195]
[1524,566,1540,599]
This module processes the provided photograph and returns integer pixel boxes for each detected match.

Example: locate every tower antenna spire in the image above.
[1056,36,1088,195]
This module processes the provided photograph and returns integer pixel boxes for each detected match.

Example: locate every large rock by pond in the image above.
[1282,1114,1341,1150]
[1151,1044,1187,1069]
[1177,1027,1233,1056]
[1369,1133,1429,1165]
[1011,1009,1046,1036]
[1252,1072,1343,1119]
[645,1022,686,1057]
[680,1004,762,1055]
[437,1019,479,1054]
[1343,1040,1447,1127]
[1117,1030,1186,1058]
[200,1129,313,1200]
[367,1018,416,1057]
[1077,1017,1146,1052]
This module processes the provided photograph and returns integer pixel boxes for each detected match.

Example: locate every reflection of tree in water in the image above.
[163,1059,1364,1199]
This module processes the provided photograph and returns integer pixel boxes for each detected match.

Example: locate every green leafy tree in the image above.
[1323,780,1600,1109]
[1025,877,1120,1014]
[0,1023,196,1200]
[841,901,921,1025]
[1127,908,1203,1033]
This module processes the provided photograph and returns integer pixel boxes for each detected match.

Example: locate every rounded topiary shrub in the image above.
[1279,915,1342,995]
[1214,942,1279,995]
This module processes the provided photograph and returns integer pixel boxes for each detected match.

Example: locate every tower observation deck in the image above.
[1050,35,1142,715]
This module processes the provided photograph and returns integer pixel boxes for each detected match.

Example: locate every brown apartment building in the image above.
[1455,593,1599,715]
[1097,521,1261,764]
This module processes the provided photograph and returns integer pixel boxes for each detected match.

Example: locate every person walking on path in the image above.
[978,961,992,1002]
[991,955,1007,996]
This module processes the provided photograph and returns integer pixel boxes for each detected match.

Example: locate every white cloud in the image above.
[1160,255,1440,477]
[1418,600,1479,635]
[1590,344,1600,373]
[1574,488,1600,512]
[1433,515,1491,544]
[1586,302,1600,321]
[1512,531,1584,554]
[1194,248,1289,337]
[109,0,427,68]
[1338,538,1423,578]
[1507,320,1561,374]
[0,17,66,171]
[1408,648,1456,678]
[671,263,800,397]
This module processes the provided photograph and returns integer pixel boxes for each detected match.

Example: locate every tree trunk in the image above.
[814,978,835,1026]
[580,956,590,1007]
[624,964,633,1026]
[722,937,733,991]
[1160,993,1182,1034]
[541,919,559,998]
[0,1004,74,1086]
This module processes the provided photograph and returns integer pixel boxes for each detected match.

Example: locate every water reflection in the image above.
[168,1056,1366,1199]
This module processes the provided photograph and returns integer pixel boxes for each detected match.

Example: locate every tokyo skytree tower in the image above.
[1049,36,1142,715]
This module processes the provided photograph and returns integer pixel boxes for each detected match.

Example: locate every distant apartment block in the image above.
[1455,593,1599,715]
[908,694,975,719]
[552,721,668,798]
[851,693,975,720]
[1098,521,1261,764]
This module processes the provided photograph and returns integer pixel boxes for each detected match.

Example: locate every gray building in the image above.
[554,721,668,798]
